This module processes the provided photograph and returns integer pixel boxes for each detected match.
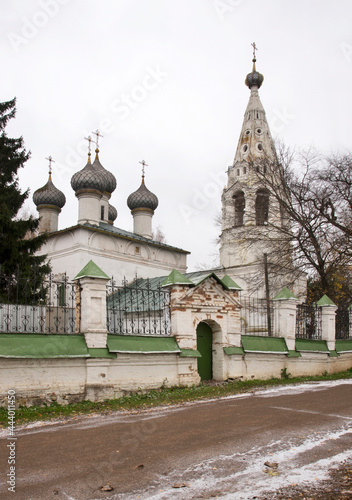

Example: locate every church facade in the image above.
[33,145,189,283]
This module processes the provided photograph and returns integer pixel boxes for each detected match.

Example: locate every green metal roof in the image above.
[316,294,336,306]
[74,260,110,280]
[295,339,329,352]
[223,346,245,355]
[161,269,194,287]
[273,287,298,300]
[0,334,89,358]
[336,340,352,353]
[107,335,180,354]
[179,349,202,357]
[221,275,242,291]
[241,335,288,354]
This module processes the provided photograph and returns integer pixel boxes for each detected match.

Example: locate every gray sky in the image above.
[3,0,352,272]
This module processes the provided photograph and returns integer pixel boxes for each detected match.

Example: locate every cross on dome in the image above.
[139,159,148,180]
[45,155,55,179]
[84,135,93,162]
[251,42,258,60]
[92,129,103,150]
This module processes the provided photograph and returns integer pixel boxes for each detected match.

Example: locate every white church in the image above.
[33,48,300,298]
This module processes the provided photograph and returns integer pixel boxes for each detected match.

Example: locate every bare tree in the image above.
[254,143,352,306]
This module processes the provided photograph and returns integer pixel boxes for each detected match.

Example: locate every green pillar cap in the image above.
[273,286,298,300]
[316,294,336,306]
[221,274,242,290]
[161,269,194,287]
[74,260,110,280]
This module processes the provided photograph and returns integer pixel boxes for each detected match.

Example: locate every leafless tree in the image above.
[253,142,352,305]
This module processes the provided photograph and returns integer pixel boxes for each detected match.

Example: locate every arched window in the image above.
[255,189,269,225]
[233,191,245,227]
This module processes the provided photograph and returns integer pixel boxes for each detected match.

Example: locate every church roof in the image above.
[71,157,107,193]
[92,148,117,194]
[33,172,66,209]
[231,51,275,167]
[127,177,159,211]
[47,222,190,254]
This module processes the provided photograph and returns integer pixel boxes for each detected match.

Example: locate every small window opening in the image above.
[255,189,269,226]
[101,206,105,220]
[233,191,245,227]
[135,246,140,254]
[237,168,240,176]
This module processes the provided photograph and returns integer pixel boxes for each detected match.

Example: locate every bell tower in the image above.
[219,45,288,293]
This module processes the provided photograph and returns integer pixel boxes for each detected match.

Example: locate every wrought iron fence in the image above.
[0,270,78,334]
[107,277,171,335]
[335,307,352,340]
[240,297,274,336]
[296,303,322,340]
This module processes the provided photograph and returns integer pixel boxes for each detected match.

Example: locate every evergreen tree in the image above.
[0,98,50,302]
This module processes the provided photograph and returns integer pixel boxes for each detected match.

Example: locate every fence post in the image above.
[273,287,299,351]
[74,261,110,348]
[317,295,337,351]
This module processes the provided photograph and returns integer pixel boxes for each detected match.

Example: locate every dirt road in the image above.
[1,380,352,499]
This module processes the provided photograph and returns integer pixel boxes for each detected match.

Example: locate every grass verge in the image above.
[1,369,351,427]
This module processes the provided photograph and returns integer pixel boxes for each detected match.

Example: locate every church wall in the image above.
[38,227,188,281]
[1,350,352,407]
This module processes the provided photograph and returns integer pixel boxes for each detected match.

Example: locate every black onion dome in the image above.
[245,58,264,89]
[92,151,117,194]
[108,203,118,222]
[127,180,159,211]
[33,176,66,208]
[71,159,106,193]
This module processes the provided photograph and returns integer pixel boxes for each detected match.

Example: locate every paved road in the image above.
[1,380,352,500]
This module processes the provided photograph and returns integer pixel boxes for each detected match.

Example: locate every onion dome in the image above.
[108,203,117,222]
[71,153,106,194]
[127,177,158,211]
[92,148,117,194]
[245,56,264,89]
[33,171,66,209]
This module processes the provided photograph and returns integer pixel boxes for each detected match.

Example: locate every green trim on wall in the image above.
[179,349,202,358]
[107,335,180,354]
[295,339,329,352]
[287,350,301,358]
[0,334,89,358]
[241,335,288,354]
[336,340,352,353]
[223,346,245,355]
[88,348,116,358]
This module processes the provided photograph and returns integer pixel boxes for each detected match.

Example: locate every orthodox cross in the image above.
[92,129,103,149]
[139,159,148,179]
[84,135,92,155]
[45,155,55,176]
[251,42,258,59]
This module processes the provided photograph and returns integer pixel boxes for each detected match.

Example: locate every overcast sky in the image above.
[2,0,352,272]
